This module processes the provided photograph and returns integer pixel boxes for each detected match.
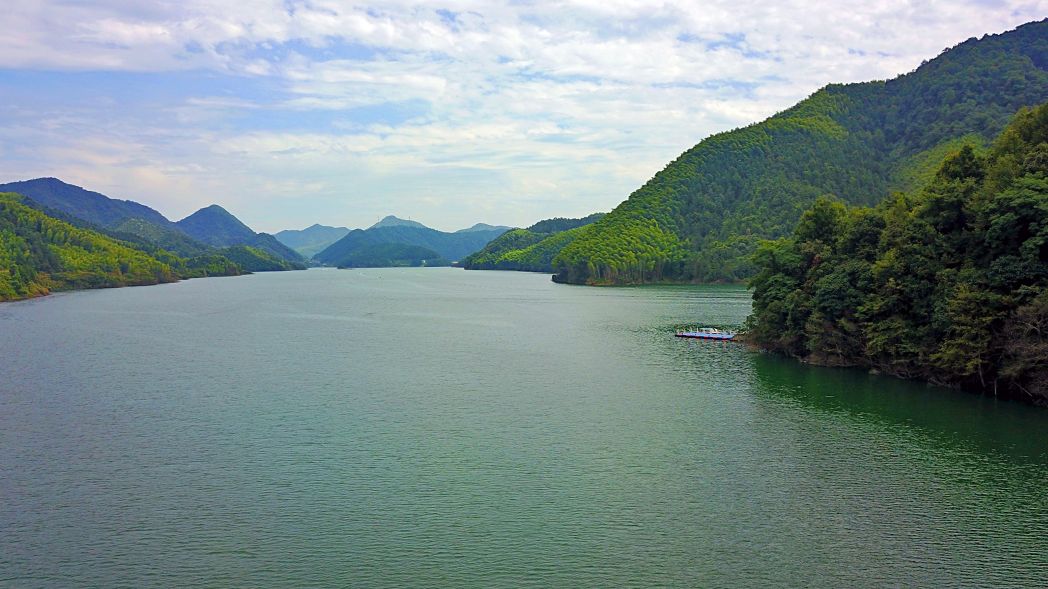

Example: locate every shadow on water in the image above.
[747,352,1048,465]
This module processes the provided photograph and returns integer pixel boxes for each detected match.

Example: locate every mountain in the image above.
[463,213,605,271]
[176,205,304,264]
[0,192,180,301]
[334,243,450,268]
[368,215,430,230]
[0,177,175,230]
[274,224,352,258]
[213,245,303,272]
[0,177,304,267]
[176,204,257,245]
[456,223,513,233]
[535,19,1048,285]
[315,225,509,266]
[746,101,1048,405]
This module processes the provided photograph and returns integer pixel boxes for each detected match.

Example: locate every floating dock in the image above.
[675,328,736,340]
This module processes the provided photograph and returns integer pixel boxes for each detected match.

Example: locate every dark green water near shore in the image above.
[2,268,1046,587]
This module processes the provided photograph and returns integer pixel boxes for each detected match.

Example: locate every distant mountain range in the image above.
[463,213,605,272]
[175,204,302,262]
[276,215,513,263]
[0,178,304,266]
[314,223,510,267]
[274,224,351,258]
[456,223,513,233]
[368,215,430,230]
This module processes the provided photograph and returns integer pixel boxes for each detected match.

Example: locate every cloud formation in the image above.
[0,1,1044,231]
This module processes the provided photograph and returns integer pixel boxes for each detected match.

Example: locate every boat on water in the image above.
[675,327,736,340]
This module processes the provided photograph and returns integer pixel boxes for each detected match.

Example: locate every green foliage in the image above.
[526,213,606,234]
[0,193,179,300]
[462,214,605,272]
[551,20,1048,284]
[336,243,450,268]
[215,245,303,272]
[113,217,213,257]
[747,102,1048,404]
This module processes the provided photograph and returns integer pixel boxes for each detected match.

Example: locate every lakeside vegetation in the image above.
[746,102,1048,405]
[0,191,313,302]
[0,193,181,300]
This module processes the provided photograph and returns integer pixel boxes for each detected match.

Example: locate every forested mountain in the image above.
[0,177,304,266]
[747,102,1048,405]
[544,19,1048,284]
[0,190,320,301]
[315,224,508,266]
[334,243,450,268]
[368,215,430,230]
[274,224,351,257]
[0,192,181,300]
[456,223,513,233]
[0,178,176,230]
[177,205,303,263]
[462,213,605,271]
[213,245,304,272]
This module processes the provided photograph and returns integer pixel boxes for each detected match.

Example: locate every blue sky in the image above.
[0,1,1045,232]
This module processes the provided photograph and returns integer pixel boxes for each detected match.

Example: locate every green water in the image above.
[1,268,1046,587]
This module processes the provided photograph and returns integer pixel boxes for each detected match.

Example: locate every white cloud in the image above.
[0,1,1045,231]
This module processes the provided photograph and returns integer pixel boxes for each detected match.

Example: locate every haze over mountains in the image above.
[274,215,513,262]
[312,220,509,268]
[274,225,352,258]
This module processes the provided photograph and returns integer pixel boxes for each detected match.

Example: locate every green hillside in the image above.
[0,193,180,301]
[335,243,450,268]
[315,225,507,266]
[545,20,1048,284]
[462,213,605,272]
[215,245,305,272]
[746,102,1048,405]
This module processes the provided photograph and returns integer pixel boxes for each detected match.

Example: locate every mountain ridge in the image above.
[477,19,1048,285]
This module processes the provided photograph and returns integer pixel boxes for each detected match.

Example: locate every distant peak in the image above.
[368,215,430,230]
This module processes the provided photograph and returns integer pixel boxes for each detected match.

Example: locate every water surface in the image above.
[2,268,1046,587]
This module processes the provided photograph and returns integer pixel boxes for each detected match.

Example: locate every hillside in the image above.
[368,215,430,230]
[542,19,1048,284]
[0,193,180,301]
[177,205,304,264]
[462,213,605,271]
[315,225,508,266]
[335,243,450,268]
[0,177,174,230]
[275,224,351,257]
[746,101,1048,405]
[0,177,304,267]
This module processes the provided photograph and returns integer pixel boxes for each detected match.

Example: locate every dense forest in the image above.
[0,191,315,301]
[1,178,306,266]
[462,213,604,271]
[746,102,1048,405]
[335,243,450,268]
[0,193,181,300]
[539,20,1048,285]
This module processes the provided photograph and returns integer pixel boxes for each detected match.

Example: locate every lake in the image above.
[2,268,1046,587]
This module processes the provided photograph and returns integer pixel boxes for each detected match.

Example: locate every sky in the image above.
[0,1,1045,233]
